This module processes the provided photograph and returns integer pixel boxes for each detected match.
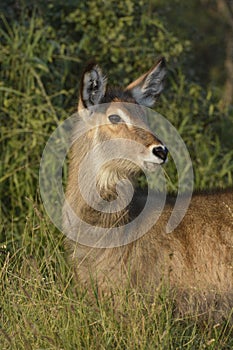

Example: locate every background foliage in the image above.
[0,0,233,348]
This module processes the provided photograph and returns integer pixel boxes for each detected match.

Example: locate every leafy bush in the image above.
[1,0,233,238]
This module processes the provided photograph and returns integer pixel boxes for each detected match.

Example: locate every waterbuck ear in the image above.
[125,57,166,107]
[78,63,107,111]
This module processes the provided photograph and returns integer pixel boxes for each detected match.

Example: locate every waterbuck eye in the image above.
[108,114,123,124]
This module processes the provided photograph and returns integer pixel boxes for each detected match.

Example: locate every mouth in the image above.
[143,161,162,172]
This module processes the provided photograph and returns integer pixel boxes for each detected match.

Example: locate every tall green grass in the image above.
[1,7,233,349]
[1,215,233,349]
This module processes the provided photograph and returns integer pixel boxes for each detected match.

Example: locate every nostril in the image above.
[152,146,168,162]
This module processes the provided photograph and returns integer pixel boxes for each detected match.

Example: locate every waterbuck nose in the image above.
[152,145,168,162]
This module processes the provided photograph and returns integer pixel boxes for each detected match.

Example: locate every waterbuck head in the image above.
[64,59,169,243]
[76,58,168,188]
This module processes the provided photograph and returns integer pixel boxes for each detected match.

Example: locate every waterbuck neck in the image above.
[69,120,135,228]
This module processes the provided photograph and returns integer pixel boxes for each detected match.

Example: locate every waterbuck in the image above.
[63,58,233,321]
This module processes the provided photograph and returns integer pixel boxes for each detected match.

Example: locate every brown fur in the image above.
[63,61,233,322]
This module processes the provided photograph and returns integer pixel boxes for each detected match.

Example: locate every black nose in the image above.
[152,146,168,162]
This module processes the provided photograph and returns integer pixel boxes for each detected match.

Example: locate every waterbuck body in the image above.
[63,59,233,321]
